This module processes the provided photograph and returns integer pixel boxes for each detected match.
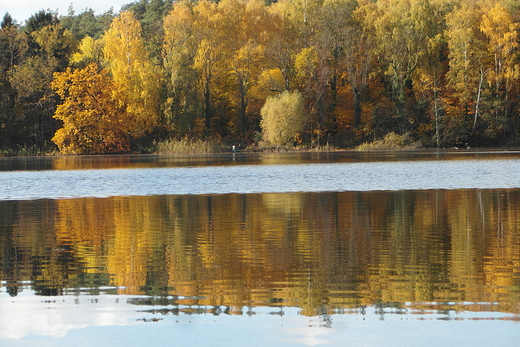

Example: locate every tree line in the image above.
[2,0,520,153]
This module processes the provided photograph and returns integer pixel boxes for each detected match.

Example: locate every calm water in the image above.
[1,150,520,346]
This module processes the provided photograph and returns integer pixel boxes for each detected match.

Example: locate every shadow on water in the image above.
[2,148,520,171]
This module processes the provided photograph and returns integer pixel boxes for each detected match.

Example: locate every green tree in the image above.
[0,76,17,149]
[260,90,308,145]
[6,19,74,150]
[61,7,114,40]
[9,56,56,149]
[24,10,58,34]
[0,13,19,149]
[0,13,20,74]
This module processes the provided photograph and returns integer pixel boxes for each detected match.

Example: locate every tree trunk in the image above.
[473,68,490,133]
[353,88,361,128]
[204,76,211,134]
[238,80,247,140]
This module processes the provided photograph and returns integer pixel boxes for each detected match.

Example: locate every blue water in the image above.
[1,157,520,200]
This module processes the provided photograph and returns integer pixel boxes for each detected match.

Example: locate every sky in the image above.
[2,0,130,23]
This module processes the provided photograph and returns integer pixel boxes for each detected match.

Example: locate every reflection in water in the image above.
[1,189,519,319]
[2,149,520,172]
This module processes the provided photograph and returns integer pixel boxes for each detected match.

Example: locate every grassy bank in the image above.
[0,145,58,157]
[153,138,225,154]
[1,134,425,157]
[356,132,422,151]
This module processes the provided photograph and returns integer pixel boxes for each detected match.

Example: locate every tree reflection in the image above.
[0,189,519,315]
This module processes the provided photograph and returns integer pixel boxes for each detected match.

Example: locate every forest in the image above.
[2,0,520,154]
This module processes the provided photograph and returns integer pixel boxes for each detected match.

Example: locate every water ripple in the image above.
[1,159,520,200]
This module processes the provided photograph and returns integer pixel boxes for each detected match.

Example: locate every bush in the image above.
[357,132,422,150]
[260,90,308,146]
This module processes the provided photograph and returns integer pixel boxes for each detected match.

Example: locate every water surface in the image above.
[1,150,519,346]
[2,151,520,200]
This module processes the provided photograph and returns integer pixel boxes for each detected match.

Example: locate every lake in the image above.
[1,150,519,346]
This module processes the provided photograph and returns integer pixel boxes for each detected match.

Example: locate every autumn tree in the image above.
[273,0,324,45]
[227,0,274,139]
[103,11,160,139]
[7,0,520,152]
[52,63,130,154]
[340,2,375,130]
[232,42,265,138]
[163,0,274,139]
[122,0,173,62]
[193,0,228,135]
[163,1,201,135]
[361,0,439,132]
[293,46,327,125]
[260,90,308,146]
[272,0,327,133]
[69,35,105,68]
[312,0,374,135]
[479,3,520,139]
[265,3,299,91]
[445,2,487,143]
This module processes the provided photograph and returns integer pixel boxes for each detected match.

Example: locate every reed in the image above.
[357,132,422,151]
[0,145,58,157]
[153,138,223,154]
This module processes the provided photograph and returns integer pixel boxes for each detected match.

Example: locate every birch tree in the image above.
[103,11,160,138]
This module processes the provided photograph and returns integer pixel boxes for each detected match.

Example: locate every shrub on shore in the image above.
[357,132,422,151]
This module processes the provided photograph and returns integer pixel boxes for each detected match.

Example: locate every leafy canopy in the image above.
[260,90,308,146]
[52,63,130,154]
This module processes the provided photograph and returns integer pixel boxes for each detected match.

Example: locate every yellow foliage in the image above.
[251,68,286,99]
[294,47,319,84]
[52,63,130,154]
[445,3,486,105]
[480,3,520,90]
[70,35,104,68]
[103,11,160,138]
[163,2,197,86]
[260,90,308,145]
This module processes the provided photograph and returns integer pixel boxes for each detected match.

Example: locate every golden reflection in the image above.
[0,189,519,315]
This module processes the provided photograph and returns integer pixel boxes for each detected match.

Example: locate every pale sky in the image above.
[2,0,130,23]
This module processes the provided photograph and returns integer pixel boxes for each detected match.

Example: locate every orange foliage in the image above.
[52,63,130,154]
